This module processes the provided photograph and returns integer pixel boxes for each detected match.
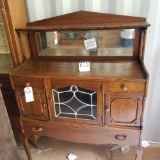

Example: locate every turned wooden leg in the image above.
[21,134,32,160]
[28,134,39,148]
[135,147,143,160]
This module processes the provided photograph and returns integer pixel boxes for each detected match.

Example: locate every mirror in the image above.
[36,29,135,57]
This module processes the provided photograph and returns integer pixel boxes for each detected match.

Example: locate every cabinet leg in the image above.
[21,134,32,160]
[135,147,143,160]
[28,134,39,148]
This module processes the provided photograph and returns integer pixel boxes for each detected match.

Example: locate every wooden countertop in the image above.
[9,58,147,81]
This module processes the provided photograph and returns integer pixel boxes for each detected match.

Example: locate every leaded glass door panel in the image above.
[50,79,102,125]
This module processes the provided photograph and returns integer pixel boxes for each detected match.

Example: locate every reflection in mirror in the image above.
[36,29,135,57]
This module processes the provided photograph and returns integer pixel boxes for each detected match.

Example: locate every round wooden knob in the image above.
[25,83,30,87]
[121,85,127,91]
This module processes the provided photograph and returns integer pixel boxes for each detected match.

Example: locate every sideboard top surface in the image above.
[10,59,146,81]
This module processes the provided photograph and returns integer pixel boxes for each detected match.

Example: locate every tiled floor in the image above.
[17,137,160,160]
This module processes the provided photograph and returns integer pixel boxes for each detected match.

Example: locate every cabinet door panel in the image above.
[15,89,49,121]
[50,79,102,125]
[105,93,143,126]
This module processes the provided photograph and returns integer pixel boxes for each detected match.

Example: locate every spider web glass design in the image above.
[52,85,97,120]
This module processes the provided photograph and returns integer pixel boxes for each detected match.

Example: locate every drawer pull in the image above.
[121,85,127,91]
[115,135,127,141]
[32,127,42,132]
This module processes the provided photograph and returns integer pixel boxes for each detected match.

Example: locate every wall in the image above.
[24,0,160,143]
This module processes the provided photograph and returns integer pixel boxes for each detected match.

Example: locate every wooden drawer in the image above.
[103,81,145,94]
[22,119,140,146]
[10,77,45,89]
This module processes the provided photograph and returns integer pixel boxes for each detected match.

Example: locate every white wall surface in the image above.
[24,0,160,143]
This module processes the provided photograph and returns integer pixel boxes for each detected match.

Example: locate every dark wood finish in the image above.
[16,11,150,61]
[0,89,20,160]
[10,11,150,160]
[11,77,45,89]
[16,11,150,32]
[29,31,39,59]
[28,134,39,148]
[141,28,147,62]
[0,74,22,136]
[21,134,32,160]
[133,28,142,58]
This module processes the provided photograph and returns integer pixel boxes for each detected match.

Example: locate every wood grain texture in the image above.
[15,89,49,121]
[103,81,146,94]
[9,59,147,81]
[9,11,150,160]
[22,118,141,146]
[16,11,150,31]
[105,93,143,127]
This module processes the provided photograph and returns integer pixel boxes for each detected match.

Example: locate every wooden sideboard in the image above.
[10,11,150,160]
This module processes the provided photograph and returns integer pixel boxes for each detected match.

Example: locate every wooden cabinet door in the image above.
[104,93,144,126]
[15,89,49,121]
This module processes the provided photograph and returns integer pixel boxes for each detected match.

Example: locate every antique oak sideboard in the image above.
[9,11,150,160]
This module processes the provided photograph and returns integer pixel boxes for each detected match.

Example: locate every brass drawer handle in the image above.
[115,135,127,141]
[121,85,127,91]
[32,127,42,132]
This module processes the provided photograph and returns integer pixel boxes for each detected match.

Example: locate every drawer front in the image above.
[108,130,140,146]
[103,81,145,94]
[22,119,140,146]
[11,77,45,89]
